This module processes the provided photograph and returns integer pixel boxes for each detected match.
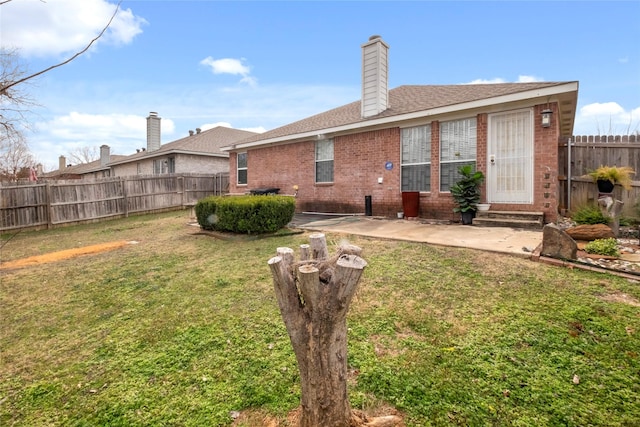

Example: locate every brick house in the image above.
[223,36,578,223]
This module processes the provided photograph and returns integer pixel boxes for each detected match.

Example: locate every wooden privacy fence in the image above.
[559,135,639,216]
[0,173,229,232]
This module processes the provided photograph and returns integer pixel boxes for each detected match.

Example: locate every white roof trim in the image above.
[223,82,578,151]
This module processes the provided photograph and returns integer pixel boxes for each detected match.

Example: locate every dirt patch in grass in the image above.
[600,292,640,306]
[231,405,405,427]
[0,240,137,270]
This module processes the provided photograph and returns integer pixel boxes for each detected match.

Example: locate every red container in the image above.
[402,192,420,218]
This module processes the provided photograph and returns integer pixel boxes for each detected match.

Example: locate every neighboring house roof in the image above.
[223,82,578,151]
[43,155,129,178]
[109,126,259,166]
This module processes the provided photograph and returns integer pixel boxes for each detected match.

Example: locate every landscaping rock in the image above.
[565,224,615,241]
[541,223,577,260]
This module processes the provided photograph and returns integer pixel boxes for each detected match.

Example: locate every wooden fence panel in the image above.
[558,136,640,216]
[49,179,126,224]
[0,184,49,230]
[0,173,228,232]
[561,177,639,217]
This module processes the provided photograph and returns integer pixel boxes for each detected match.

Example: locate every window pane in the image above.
[401,126,431,163]
[237,152,247,168]
[316,160,333,183]
[440,118,477,162]
[238,169,247,185]
[401,164,430,192]
[316,139,333,161]
[316,139,333,183]
[440,161,476,192]
[401,125,431,191]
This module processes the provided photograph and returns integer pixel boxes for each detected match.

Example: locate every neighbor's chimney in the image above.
[361,35,389,118]
[100,144,110,167]
[59,155,66,171]
[146,112,161,151]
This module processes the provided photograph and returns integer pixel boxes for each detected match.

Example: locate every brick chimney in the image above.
[361,35,389,118]
[100,144,110,167]
[59,155,66,171]
[146,112,161,151]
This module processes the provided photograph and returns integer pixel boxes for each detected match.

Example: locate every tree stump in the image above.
[267,233,401,427]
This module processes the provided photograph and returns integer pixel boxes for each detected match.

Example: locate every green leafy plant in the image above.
[584,238,620,257]
[588,165,635,190]
[571,205,610,225]
[450,165,485,213]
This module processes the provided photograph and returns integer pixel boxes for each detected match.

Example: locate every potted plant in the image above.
[450,164,485,225]
[588,165,635,193]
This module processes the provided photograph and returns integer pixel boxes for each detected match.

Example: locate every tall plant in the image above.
[450,164,485,213]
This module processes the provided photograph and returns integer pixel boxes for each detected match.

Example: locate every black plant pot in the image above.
[596,179,614,194]
[461,210,476,225]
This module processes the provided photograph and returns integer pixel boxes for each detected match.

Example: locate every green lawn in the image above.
[1,211,639,426]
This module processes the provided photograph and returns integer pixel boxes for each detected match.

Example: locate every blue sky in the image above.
[2,0,639,170]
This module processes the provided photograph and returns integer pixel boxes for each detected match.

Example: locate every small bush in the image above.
[195,195,295,234]
[571,205,609,225]
[584,238,620,257]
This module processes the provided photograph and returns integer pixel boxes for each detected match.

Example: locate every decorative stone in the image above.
[541,223,577,260]
[565,224,615,241]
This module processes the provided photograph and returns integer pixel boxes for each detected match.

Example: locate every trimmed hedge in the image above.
[195,195,296,234]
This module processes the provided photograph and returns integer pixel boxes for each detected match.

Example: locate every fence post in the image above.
[45,182,53,229]
[178,175,185,207]
[121,178,129,218]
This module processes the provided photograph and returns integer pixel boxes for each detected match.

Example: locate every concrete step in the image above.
[473,210,544,229]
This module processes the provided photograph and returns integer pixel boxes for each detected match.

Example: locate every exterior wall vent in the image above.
[361,35,389,118]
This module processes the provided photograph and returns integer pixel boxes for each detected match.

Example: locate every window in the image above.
[315,139,333,183]
[237,152,247,185]
[440,118,477,191]
[153,157,175,175]
[401,125,431,192]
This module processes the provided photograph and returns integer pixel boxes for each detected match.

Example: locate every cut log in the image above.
[268,234,400,427]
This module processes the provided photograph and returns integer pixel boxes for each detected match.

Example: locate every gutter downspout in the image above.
[567,138,572,213]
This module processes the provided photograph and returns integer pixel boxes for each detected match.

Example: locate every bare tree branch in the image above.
[0,0,122,96]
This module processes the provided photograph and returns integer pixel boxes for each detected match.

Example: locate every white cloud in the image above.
[200,57,256,86]
[466,75,544,84]
[1,0,147,58]
[33,112,175,162]
[516,75,544,83]
[467,78,506,84]
[574,102,640,135]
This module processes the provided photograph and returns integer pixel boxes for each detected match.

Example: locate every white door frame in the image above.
[486,109,534,204]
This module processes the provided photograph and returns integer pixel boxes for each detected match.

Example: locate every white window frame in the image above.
[153,157,175,175]
[315,139,334,183]
[401,124,431,192]
[439,117,477,192]
[237,152,247,185]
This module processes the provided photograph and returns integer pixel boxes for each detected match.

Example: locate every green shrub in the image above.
[571,205,609,225]
[195,195,295,234]
[584,238,620,257]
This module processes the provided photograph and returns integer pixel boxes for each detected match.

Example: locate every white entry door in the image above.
[487,109,534,204]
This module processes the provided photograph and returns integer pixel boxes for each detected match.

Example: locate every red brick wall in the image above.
[228,103,561,222]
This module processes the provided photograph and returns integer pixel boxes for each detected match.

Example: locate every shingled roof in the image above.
[109,125,258,165]
[225,82,578,150]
